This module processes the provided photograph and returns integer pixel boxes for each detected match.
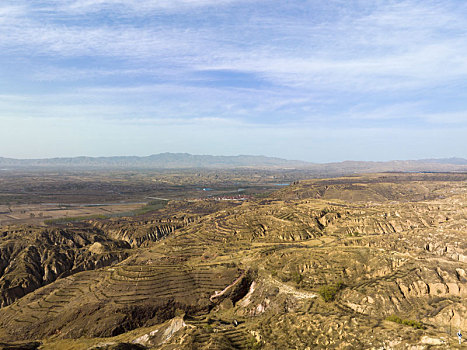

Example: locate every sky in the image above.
[0,0,466,162]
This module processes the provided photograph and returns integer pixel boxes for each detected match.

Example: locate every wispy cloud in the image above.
[3,0,467,91]
[59,0,247,14]
[0,0,466,159]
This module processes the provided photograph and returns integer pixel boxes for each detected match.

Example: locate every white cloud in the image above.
[0,5,24,19]
[2,0,467,94]
[190,1,467,91]
[60,0,245,13]
[0,23,205,59]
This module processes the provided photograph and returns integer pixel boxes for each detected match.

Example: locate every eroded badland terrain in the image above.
[0,171,467,349]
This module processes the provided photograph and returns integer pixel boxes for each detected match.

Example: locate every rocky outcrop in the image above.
[91,217,187,247]
[132,316,187,347]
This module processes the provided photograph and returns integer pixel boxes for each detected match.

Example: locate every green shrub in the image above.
[131,199,168,215]
[44,214,108,224]
[203,324,213,332]
[279,274,290,283]
[246,336,262,349]
[386,315,425,329]
[291,271,303,285]
[318,282,343,302]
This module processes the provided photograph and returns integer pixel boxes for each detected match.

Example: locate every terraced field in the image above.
[0,173,466,349]
[0,261,248,341]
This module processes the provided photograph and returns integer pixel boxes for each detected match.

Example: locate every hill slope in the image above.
[0,173,466,348]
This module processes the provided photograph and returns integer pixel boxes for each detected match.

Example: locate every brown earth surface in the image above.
[0,173,466,349]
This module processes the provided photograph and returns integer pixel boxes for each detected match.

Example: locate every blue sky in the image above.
[0,0,466,162]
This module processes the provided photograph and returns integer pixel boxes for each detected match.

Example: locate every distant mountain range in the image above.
[0,153,466,172]
[0,153,309,169]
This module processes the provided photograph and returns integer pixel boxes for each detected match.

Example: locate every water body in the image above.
[274,183,290,186]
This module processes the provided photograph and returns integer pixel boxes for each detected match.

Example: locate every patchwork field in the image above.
[0,202,146,226]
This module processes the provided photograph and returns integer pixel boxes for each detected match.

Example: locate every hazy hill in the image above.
[0,153,309,169]
[0,153,466,172]
[314,159,467,175]
[417,157,467,165]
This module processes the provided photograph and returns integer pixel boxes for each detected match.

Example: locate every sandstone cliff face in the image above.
[90,217,194,247]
